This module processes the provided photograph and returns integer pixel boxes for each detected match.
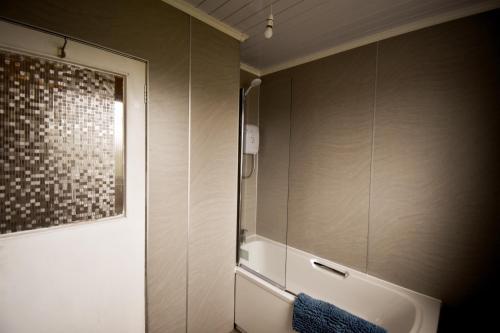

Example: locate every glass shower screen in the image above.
[237,73,290,288]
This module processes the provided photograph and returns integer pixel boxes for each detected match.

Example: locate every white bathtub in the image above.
[236,236,441,333]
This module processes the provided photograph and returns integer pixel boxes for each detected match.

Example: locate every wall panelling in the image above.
[287,44,377,271]
[256,70,292,244]
[188,18,240,333]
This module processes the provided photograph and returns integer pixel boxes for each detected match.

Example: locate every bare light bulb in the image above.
[264,12,273,39]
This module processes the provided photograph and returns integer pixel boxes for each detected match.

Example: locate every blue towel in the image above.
[292,293,387,333]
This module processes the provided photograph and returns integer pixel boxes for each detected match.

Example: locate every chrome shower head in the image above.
[244,78,262,96]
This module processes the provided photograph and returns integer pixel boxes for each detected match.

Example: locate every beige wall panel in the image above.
[0,1,190,332]
[369,14,500,303]
[240,70,259,236]
[188,19,240,333]
[256,70,292,244]
[287,45,377,270]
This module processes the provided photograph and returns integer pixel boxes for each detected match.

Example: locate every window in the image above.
[0,49,125,234]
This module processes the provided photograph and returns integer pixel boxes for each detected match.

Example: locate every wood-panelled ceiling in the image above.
[185,0,498,72]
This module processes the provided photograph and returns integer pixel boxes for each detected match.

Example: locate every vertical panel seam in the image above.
[284,74,293,287]
[144,60,150,333]
[186,16,192,333]
[366,42,379,273]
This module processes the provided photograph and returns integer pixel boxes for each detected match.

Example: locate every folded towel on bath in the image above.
[292,293,387,333]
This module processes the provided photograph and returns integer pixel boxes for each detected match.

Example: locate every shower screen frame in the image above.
[236,87,245,264]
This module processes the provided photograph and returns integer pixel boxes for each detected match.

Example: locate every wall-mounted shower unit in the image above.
[240,78,261,180]
[243,124,259,178]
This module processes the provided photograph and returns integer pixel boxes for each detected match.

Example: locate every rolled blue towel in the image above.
[292,293,387,333]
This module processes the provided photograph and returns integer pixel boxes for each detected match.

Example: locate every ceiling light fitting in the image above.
[264,5,274,39]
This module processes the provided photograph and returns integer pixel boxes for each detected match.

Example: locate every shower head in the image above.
[244,78,262,96]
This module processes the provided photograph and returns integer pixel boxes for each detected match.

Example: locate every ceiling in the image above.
[184,0,499,73]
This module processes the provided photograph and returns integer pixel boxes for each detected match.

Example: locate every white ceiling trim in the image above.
[240,62,261,77]
[162,0,249,42]
[260,0,500,76]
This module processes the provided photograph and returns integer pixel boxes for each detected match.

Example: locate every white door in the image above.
[0,21,146,333]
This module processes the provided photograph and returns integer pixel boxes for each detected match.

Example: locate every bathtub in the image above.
[236,235,441,333]
[239,234,287,287]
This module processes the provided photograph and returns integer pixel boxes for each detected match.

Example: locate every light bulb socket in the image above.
[264,12,274,39]
[267,13,274,26]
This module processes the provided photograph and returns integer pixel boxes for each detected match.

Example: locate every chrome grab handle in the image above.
[312,260,349,278]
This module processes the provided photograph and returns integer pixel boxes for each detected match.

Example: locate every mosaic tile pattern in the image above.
[0,49,125,234]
